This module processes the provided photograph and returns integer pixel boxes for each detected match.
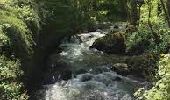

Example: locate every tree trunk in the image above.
[166,0,170,27]
[160,0,170,27]
[148,0,160,43]
[127,0,139,26]
[166,0,170,14]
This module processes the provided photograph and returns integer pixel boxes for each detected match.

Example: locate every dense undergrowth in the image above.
[0,0,39,99]
[126,0,170,55]
[135,54,170,100]
[0,56,28,99]
[0,0,170,99]
[126,0,170,99]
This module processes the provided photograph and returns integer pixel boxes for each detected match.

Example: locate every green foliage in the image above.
[71,0,127,25]
[0,56,28,100]
[0,0,40,57]
[0,82,28,100]
[135,54,170,100]
[131,1,170,99]
[0,28,10,54]
[126,0,170,54]
[126,28,170,54]
[0,57,22,80]
[0,0,40,99]
[0,0,169,100]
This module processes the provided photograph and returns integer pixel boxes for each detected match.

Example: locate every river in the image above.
[35,29,148,100]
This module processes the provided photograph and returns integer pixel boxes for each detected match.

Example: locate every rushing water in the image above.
[36,30,148,100]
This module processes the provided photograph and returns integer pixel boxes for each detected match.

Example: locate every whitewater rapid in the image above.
[36,31,147,100]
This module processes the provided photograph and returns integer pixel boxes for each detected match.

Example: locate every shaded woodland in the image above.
[0,0,170,100]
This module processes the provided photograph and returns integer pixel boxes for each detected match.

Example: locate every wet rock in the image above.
[43,68,72,84]
[125,25,138,33]
[96,22,112,30]
[114,77,122,81]
[53,62,72,80]
[109,25,120,33]
[96,29,103,33]
[44,56,73,84]
[127,75,145,82]
[92,67,110,74]
[112,63,129,75]
[114,25,119,29]
[91,32,126,54]
[75,69,88,75]
[80,74,93,82]
[62,70,73,80]
[88,26,97,32]
[109,54,159,80]
[56,47,64,53]
[94,74,112,86]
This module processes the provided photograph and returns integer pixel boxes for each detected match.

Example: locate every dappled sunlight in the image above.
[0,0,170,100]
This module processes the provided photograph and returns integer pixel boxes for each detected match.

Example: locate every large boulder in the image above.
[110,54,159,81]
[91,32,126,54]
[125,54,159,80]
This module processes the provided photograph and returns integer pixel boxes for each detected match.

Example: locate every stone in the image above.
[114,77,122,81]
[91,32,126,54]
[112,63,129,75]
[80,74,93,82]
[125,25,137,33]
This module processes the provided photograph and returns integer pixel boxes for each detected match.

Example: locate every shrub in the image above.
[0,56,28,100]
[134,54,170,100]
[0,0,39,99]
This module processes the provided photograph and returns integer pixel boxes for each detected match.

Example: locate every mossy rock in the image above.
[91,32,126,54]
[125,25,138,33]
[112,63,129,75]
[125,53,159,80]
[110,53,159,80]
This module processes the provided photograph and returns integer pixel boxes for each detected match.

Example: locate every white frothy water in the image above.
[45,71,134,100]
[78,32,105,47]
[41,31,147,100]
[60,32,105,59]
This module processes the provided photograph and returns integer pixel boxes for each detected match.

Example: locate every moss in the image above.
[125,53,159,80]
[92,32,126,54]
